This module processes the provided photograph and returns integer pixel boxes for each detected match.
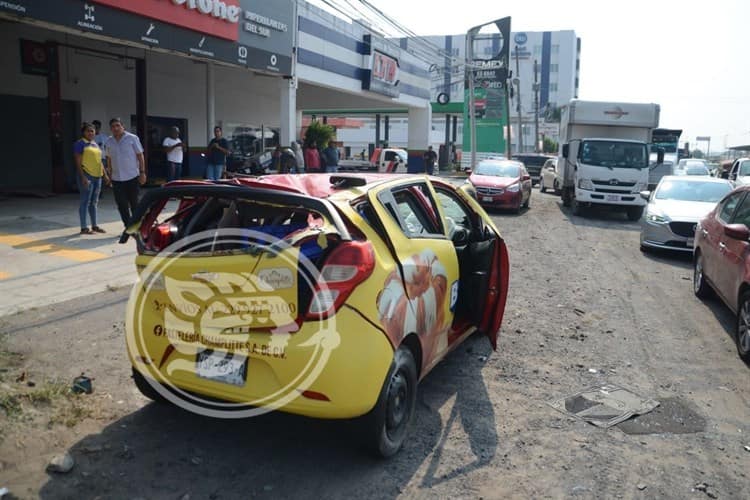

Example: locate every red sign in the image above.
[372,51,399,84]
[92,0,241,41]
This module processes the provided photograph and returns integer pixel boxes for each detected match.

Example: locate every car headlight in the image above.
[507,183,520,192]
[646,211,670,223]
[633,182,648,193]
[578,178,594,190]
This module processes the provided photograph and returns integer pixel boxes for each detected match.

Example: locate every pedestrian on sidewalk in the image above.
[322,142,339,173]
[304,141,321,172]
[162,126,186,181]
[105,118,146,228]
[206,126,230,180]
[93,120,109,199]
[423,145,437,175]
[292,141,305,173]
[74,122,111,234]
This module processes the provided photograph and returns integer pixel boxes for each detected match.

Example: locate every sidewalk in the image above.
[0,192,137,317]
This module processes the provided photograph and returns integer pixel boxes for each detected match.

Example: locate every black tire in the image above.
[735,291,750,362]
[132,368,167,403]
[362,347,417,458]
[626,206,644,221]
[553,179,561,195]
[540,180,547,193]
[572,198,583,216]
[523,193,530,209]
[693,252,712,299]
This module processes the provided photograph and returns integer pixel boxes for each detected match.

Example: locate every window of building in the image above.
[549,83,558,92]
[550,63,558,73]
[551,44,559,54]
[533,45,541,57]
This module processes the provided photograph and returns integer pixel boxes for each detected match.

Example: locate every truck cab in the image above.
[371,148,408,173]
[562,138,650,220]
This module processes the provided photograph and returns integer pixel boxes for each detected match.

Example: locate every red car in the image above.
[693,185,750,362]
[468,159,532,213]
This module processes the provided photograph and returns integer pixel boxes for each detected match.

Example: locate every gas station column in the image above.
[206,61,215,140]
[280,77,298,147]
[407,105,432,173]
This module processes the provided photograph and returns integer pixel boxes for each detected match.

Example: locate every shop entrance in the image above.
[135,115,189,181]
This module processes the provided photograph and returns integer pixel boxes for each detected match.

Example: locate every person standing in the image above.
[93,120,108,199]
[322,142,339,173]
[162,126,186,181]
[292,141,305,173]
[423,145,437,175]
[105,117,146,228]
[304,141,321,172]
[74,122,110,234]
[206,126,230,180]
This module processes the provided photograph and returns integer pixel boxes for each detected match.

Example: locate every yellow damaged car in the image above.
[124,173,509,457]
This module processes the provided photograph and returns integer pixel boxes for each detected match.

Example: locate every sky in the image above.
[315,0,749,152]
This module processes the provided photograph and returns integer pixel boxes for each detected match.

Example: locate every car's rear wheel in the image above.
[553,179,561,195]
[736,291,750,362]
[132,368,167,403]
[693,252,712,299]
[362,346,417,458]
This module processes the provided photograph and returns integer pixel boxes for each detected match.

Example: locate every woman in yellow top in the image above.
[74,122,111,234]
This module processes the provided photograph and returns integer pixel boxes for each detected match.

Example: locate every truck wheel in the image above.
[572,198,583,216]
[562,187,572,207]
[626,206,644,221]
[735,291,750,362]
[362,347,417,458]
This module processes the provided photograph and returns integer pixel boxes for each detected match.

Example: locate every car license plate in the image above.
[482,196,494,202]
[196,350,247,387]
[686,238,694,247]
[606,194,619,202]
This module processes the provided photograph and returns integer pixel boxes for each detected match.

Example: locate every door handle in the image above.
[719,242,726,251]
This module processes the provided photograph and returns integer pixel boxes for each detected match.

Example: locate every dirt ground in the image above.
[1,188,749,499]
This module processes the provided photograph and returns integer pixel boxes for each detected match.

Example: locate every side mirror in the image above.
[522,174,531,181]
[639,190,651,201]
[724,224,750,241]
[547,166,555,171]
[562,144,569,158]
[451,226,470,246]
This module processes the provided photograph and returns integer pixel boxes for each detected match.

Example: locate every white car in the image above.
[539,158,561,194]
[729,157,750,187]
[672,158,711,177]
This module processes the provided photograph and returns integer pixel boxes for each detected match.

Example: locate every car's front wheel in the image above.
[362,346,417,458]
[626,206,644,221]
[132,368,167,403]
[736,291,750,362]
[693,252,712,299]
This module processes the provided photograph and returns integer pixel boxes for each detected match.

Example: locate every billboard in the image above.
[463,17,511,157]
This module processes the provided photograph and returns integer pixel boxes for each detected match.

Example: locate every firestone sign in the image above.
[0,0,293,75]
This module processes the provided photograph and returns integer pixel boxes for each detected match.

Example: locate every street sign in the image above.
[696,136,711,141]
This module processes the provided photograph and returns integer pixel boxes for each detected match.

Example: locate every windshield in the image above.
[673,165,710,176]
[475,162,520,177]
[650,141,678,154]
[655,180,731,203]
[580,140,648,169]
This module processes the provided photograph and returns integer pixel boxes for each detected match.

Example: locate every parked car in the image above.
[640,176,733,252]
[693,184,750,362]
[468,159,532,213]
[672,159,711,177]
[511,153,554,185]
[122,173,510,456]
[728,157,750,187]
[539,158,561,194]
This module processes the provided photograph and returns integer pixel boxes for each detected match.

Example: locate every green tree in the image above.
[542,137,558,154]
[691,149,704,159]
[304,121,335,148]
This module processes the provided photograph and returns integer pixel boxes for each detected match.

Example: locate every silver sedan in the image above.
[639,176,733,252]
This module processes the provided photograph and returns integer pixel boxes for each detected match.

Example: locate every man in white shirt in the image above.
[162,126,186,181]
[105,117,146,227]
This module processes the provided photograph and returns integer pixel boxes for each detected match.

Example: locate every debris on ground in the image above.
[46,453,75,473]
[548,383,659,428]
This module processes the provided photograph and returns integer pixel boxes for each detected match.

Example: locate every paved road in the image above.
[1,186,748,499]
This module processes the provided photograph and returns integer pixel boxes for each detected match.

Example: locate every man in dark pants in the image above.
[423,145,437,175]
[105,118,146,228]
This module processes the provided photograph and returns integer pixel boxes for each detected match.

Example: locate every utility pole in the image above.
[533,59,540,153]
[466,32,477,171]
[514,45,523,154]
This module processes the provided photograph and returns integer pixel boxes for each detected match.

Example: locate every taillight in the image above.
[147,223,177,252]
[306,241,375,320]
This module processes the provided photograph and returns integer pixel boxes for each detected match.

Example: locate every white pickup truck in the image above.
[338,148,408,173]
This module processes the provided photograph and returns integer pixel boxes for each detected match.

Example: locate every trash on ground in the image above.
[548,383,659,428]
[72,374,93,394]
[46,453,75,473]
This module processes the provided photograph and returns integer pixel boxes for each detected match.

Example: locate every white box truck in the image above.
[558,100,661,221]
